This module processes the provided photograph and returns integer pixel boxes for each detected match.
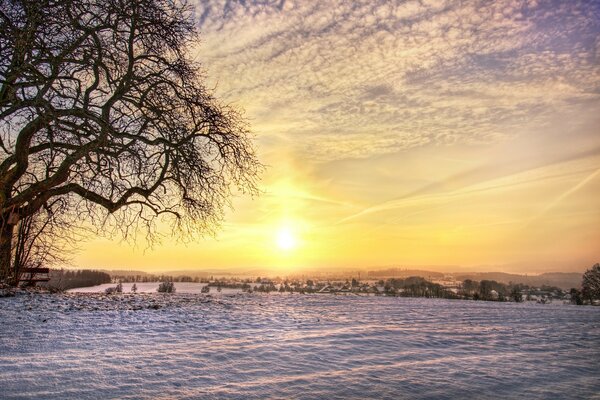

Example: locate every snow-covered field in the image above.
[1,292,599,399]
[68,282,242,295]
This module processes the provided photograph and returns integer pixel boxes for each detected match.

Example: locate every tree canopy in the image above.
[582,263,600,303]
[0,0,260,282]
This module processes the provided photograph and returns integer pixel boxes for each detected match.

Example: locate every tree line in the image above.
[113,274,204,283]
[44,269,111,291]
[383,277,459,299]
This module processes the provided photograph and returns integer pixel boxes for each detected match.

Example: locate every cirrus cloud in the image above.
[192,0,600,161]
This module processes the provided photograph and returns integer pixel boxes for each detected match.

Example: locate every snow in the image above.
[1,292,599,399]
[68,282,242,295]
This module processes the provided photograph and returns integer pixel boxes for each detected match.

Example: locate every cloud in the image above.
[192,0,600,161]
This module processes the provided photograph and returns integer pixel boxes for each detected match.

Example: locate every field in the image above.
[1,292,599,399]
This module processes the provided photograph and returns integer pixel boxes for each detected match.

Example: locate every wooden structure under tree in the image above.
[18,267,50,285]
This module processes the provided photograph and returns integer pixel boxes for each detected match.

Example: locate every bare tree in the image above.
[582,263,600,304]
[0,0,261,283]
[12,197,79,284]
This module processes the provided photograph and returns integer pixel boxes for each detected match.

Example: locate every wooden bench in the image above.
[19,267,50,284]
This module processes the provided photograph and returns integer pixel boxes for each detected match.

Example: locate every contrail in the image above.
[337,167,593,225]
[524,167,600,228]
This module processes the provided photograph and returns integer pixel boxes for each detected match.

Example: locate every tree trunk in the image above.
[0,223,14,284]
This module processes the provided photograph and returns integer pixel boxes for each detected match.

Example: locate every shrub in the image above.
[105,282,123,295]
[510,287,523,303]
[157,281,175,293]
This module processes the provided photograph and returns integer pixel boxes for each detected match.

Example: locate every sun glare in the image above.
[276,227,297,251]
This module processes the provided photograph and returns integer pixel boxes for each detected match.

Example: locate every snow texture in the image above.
[1,291,599,399]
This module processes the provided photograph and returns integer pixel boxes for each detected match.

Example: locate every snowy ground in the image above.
[1,292,599,399]
[68,282,242,295]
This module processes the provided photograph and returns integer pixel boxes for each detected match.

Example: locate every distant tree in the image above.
[384,276,456,299]
[46,268,110,291]
[0,0,260,283]
[570,288,583,305]
[581,263,600,304]
[131,283,137,293]
[479,280,493,300]
[462,279,479,297]
[157,281,175,293]
[510,287,523,303]
[105,282,121,295]
[10,198,79,285]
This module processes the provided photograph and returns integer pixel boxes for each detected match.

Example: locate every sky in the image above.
[76,0,600,274]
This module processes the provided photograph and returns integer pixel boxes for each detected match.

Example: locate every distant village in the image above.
[26,264,598,306]
[191,276,576,304]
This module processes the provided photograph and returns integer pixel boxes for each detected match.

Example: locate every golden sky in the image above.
[76,0,600,274]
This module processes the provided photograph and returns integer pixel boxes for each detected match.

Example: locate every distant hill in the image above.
[103,269,251,279]
[162,270,211,278]
[102,269,149,277]
[367,268,445,279]
[365,268,583,290]
[453,272,582,290]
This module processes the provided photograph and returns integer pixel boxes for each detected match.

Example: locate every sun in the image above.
[276,227,297,251]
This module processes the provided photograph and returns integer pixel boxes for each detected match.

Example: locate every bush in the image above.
[570,288,583,305]
[157,281,175,293]
[510,287,523,303]
[105,282,123,295]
